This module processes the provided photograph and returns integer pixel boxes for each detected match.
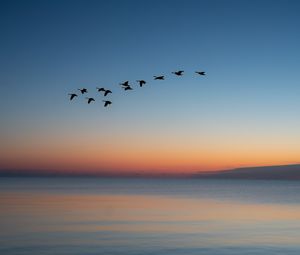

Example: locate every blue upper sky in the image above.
[0,0,299,173]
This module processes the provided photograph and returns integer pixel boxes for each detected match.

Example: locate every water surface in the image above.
[0,178,300,255]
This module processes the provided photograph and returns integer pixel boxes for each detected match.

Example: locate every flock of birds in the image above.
[68,70,206,107]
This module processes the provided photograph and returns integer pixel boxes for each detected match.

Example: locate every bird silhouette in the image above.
[123,85,133,91]
[86,97,95,104]
[68,93,78,100]
[104,90,112,96]
[78,88,88,94]
[96,87,106,92]
[154,76,165,80]
[120,81,129,86]
[195,71,206,75]
[137,80,146,87]
[172,70,184,76]
[97,88,112,96]
[103,100,112,107]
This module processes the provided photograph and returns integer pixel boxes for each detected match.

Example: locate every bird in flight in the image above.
[172,70,184,76]
[195,71,206,75]
[68,93,78,101]
[137,80,146,87]
[86,97,95,104]
[78,88,88,94]
[154,75,165,80]
[120,81,129,87]
[97,87,112,96]
[123,85,133,91]
[104,90,112,96]
[96,87,106,92]
[103,100,112,107]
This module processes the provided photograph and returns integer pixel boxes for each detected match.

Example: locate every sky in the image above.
[0,0,299,175]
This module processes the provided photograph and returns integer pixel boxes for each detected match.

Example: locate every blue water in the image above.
[1,178,300,255]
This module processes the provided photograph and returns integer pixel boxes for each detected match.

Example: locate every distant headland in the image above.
[194,164,300,180]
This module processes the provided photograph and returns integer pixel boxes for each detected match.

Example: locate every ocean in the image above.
[0,177,300,255]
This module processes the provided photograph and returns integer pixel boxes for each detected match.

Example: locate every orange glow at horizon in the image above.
[1,127,299,174]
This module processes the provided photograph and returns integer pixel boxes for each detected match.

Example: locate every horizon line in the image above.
[1,163,300,178]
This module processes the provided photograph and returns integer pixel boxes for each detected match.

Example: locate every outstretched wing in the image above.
[69,94,77,100]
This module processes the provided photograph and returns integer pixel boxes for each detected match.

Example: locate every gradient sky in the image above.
[0,0,299,174]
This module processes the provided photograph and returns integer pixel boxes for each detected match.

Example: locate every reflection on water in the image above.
[0,178,300,255]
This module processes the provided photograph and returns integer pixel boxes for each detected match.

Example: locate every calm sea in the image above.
[0,177,300,255]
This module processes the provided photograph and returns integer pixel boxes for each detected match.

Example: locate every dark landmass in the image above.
[0,169,188,178]
[1,164,300,180]
[194,164,300,180]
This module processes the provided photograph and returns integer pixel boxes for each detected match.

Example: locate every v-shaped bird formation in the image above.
[68,70,206,107]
